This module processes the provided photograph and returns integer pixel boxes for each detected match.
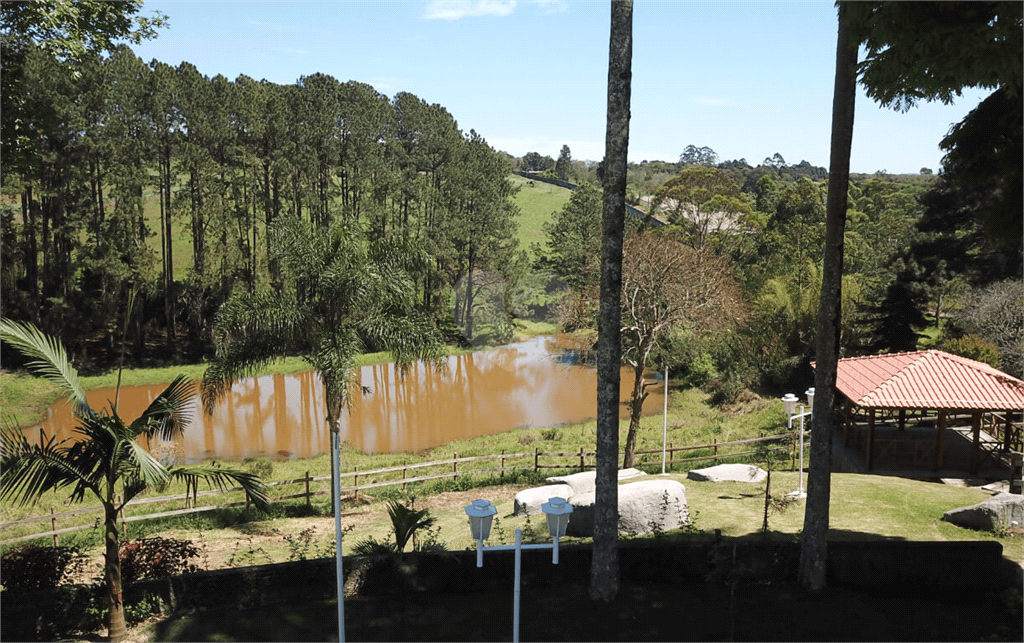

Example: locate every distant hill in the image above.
[510,173,573,259]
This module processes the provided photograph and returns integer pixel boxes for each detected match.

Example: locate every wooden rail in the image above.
[2,432,798,546]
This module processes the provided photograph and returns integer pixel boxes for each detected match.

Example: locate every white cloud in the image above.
[693,97,734,107]
[424,0,517,20]
[532,0,569,14]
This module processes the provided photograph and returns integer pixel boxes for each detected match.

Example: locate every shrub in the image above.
[0,544,87,591]
[541,427,561,441]
[119,537,200,585]
[243,456,274,479]
[943,334,1001,368]
[707,373,747,406]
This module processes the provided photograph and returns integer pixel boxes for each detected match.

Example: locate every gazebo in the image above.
[827,350,1023,477]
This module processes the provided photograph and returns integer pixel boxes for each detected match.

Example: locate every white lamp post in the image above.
[661,362,669,475]
[330,429,345,643]
[465,497,573,643]
[783,390,814,499]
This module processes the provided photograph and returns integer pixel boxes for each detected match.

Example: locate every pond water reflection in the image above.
[28,335,664,462]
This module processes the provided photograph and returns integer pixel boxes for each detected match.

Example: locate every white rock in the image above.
[942,492,1024,531]
[545,468,647,497]
[565,479,689,537]
[513,484,573,517]
[687,463,767,483]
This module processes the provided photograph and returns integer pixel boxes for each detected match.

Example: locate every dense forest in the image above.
[1,39,522,367]
[1,3,1021,401]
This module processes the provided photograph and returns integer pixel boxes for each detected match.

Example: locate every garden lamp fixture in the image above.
[465,499,498,567]
[465,497,574,643]
[782,390,814,499]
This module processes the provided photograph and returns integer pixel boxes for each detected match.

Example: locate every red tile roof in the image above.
[827,350,1024,410]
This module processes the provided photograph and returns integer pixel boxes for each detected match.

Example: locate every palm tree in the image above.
[200,216,446,640]
[0,319,269,643]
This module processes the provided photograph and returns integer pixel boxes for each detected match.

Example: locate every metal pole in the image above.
[661,362,669,475]
[513,529,522,643]
[552,536,559,564]
[477,537,484,568]
[798,406,805,495]
[332,430,345,643]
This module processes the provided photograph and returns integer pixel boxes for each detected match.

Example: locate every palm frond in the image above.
[386,501,434,554]
[168,465,270,511]
[0,426,100,506]
[360,313,447,372]
[117,439,171,493]
[0,318,90,413]
[201,290,310,415]
[130,375,195,441]
[310,330,361,410]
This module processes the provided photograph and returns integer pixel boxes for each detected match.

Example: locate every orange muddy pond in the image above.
[28,335,665,462]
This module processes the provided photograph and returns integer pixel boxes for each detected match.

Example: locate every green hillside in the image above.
[510,174,573,258]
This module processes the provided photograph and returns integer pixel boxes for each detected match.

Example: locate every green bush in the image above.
[943,334,1001,368]
[119,537,200,585]
[0,545,87,591]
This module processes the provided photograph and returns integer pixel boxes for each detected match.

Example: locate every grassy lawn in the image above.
[0,385,783,546]
[510,173,572,259]
[130,473,1022,642]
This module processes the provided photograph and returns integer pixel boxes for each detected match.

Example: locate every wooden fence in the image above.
[1,431,798,546]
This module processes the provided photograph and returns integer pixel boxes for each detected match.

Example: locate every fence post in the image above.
[50,506,58,547]
[500,450,506,479]
[669,442,673,463]
[402,460,408,492]
[579,446,585,471]
[534,447,540,472]
[713,438,718,458]
[245,490,250,511]
[354,465,359,503]
[453,452,458,480]
[305,470,311,507]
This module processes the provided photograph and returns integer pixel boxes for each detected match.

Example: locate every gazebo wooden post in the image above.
[898,409,906,431]
[1003,413,1013,452]
[844,400,851,447]
[935,410,946,471]
[866,408,875,470]
[970,410,982,473]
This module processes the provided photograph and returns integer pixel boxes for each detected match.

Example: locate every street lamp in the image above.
[465,497,573,643]
[783,390,814,499]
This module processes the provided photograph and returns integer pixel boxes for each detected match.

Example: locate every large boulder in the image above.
[687,463,767,483]
[513,484,573,516]
[942,492,1024,531]
[546,468,647,497]
[565,479,689,537]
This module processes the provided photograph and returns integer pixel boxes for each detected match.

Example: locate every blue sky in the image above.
[128,0,991,174]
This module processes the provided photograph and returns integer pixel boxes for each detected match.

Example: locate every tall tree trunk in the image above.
[162,151,176,344]
[104,506,127,642]
[23,186,39,322]
[465,247,476,340]
[798,5,857,594]
[590,0,633,604]
[622,359,646,468]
